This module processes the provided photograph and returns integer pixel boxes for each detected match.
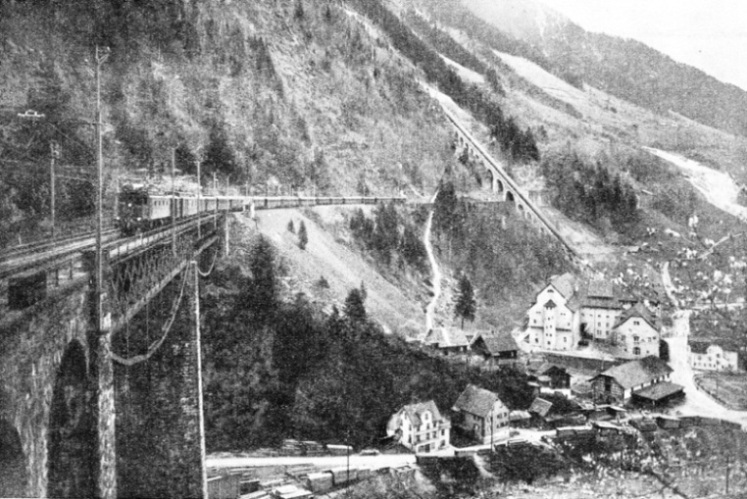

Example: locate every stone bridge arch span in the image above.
[0,419,28,498]
[0,286,114,498]
[47,339,95,499]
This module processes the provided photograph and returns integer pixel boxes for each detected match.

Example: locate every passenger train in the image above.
[116,184,407,235]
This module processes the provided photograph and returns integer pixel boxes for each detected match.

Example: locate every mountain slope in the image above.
[461,0,747,137]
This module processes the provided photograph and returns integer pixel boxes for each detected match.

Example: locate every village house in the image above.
[688,340,740,372]
[452,385,510,445]
[532,363,571,390]
[590,356,683,406]
[471,331,519,365]
[528,396,553,426]
[612,303,661,358]
[386,400,450,454]
[580,280,623,341]
[422,328,470,356]
[526,273,581,351]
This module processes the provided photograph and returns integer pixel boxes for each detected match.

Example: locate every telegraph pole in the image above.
[50,141,57,242]
[50,141,59,285]
[196,152,202,239]
[94,45,109,333]
[93,44,115,499]
[172,147,177,255]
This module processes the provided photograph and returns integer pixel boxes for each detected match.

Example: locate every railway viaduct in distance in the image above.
[443,108,578,261]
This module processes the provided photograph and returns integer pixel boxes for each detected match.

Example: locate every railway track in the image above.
[0,195,406,285]
[0,225,116,261]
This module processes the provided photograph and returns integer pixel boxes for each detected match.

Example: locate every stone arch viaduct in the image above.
[444,108,578,259]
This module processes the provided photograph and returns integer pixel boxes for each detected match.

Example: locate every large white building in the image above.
[386,401,450,453]
[689,340,740,372]
[580,280,623,341]
[526,273,580,351]
[612,303,661,358]
[526,274,659,356]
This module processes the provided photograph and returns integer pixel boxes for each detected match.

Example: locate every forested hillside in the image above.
[0,0,453,242]
[200,235,534,450]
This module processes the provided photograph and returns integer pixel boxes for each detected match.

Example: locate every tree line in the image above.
[540,153,640,233]
[349,203,429,273]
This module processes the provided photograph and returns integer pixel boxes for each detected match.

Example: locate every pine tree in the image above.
[238,236,278,321]
[454,275,476,329]
[298,221,308,250]
[344,287,367,323]
[287,220,295,234]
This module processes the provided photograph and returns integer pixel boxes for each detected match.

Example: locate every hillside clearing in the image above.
[232,207,425,337]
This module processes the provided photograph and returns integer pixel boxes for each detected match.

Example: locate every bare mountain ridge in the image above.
[439,0,747,137]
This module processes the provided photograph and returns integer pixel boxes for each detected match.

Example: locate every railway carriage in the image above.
[117,183,408,235]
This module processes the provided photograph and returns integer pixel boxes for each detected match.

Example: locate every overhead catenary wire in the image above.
[196,247,218,277]
[111,263,190,366]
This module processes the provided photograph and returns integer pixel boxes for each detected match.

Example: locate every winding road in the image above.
[661,264,747,428]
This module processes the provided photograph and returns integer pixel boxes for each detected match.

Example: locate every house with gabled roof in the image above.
[590,356,683,405]
[528,396,553,421]
[452,385,509,445]
[533,363,571,389]
[422,328,470,355]
[688,340,740,372]
[612,303,660,358]
[579,279,624,342]
[526,273,581,351]
[471,331,519,365]
[386,400,450,453]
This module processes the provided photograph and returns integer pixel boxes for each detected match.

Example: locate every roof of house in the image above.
[594,356,673,389]
[536,363,569,376]
[689,339,739,355]
[583,296,623,310]
[689,340,711,355]
[613,302,659,331]
[528,397,553,417]
[452,384,505,418]
[478,333,519,355]
[549,273,576,299]
[423,328,470,349]
[633,382,684,402]
[400,400,444,427]
[509,410,532,421]
[566,294,582,312]
[587,280,614,299]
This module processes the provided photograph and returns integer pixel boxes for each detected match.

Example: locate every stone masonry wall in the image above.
[0,283,94,497]
[113,268,205,498]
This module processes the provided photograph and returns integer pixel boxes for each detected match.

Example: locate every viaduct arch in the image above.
[448,110,577,259]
